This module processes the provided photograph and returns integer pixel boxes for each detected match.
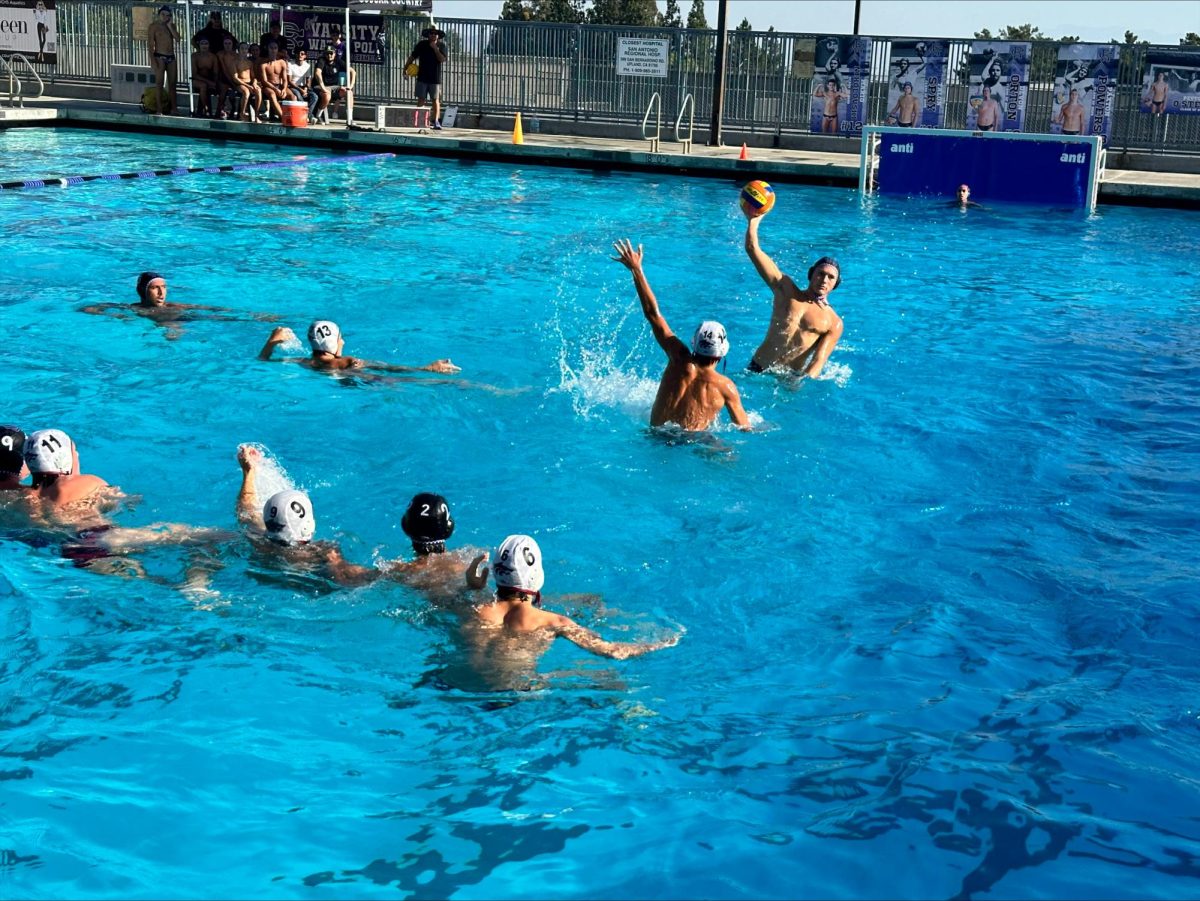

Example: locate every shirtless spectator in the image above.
[224,41,259,121]
[1055,88,1087,135]
[1144,71,1169,115]
[888,81,919,127]
[742,213,844,379]
[975,85,1002,131]
[258,321,459,374]
[214,35,239,118]
[81,272,277,340]
[611,239,749,432]
[147,5,181,115]
[814,78,845,134]
[258,41,290,122]
[191,37,220,117]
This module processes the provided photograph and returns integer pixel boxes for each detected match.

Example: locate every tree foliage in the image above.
[660,0,682,29]
[1181,32,1200,45]
[685,0,708,30]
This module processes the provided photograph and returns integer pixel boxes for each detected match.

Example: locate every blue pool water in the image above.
[1,126,1199,899]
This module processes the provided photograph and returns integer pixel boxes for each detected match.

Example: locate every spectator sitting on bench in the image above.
[191,37,222,117]
[192,9,236,53]
[311,46,355,123]
[258,42,290,122]
[287,46,314,112]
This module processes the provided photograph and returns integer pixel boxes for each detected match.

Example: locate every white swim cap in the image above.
[691,321,730,359]
[263,489,315,544]
[493,534,545,594]
[307,320,341,355]
[24,428,73,474]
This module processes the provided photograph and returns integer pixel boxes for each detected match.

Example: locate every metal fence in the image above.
[28,2,1200,154]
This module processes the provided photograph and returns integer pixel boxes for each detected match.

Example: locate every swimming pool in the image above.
[2,126,1199,899]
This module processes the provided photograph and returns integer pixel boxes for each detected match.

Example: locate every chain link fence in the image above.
[27,2,1200,155]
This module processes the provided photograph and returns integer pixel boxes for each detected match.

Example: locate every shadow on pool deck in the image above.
[3,93,1200,208]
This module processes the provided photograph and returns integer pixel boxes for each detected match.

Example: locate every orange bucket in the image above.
[281,101,308,128]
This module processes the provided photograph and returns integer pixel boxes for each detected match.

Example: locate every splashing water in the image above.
[237,443,298,499]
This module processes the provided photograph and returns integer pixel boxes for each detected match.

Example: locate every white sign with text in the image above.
[617,38,668,78]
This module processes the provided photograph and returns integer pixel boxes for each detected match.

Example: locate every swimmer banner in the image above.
[809,36,872,136]
[1140,49,1200,116]
[1051,44,1120,142]
[884,40,948,129]
[0,0,56,66]
[966,41,1030,133]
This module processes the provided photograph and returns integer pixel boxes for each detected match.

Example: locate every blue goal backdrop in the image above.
[862,127,1105,208]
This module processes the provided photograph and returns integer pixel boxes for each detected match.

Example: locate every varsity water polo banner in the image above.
[280,10,386,65]
[884,40,948,129]
[0,0,56,65]
[1140,49,1200,115]
[1051,44,1119,141]
[809,36,872,136]
[966,41,1031,132]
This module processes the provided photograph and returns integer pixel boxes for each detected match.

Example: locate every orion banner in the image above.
[966,41,1031,132]
[0,0,55,65]
[809,36,872,136]
[1140,49,1200,115]
[1050,43,1120,142]
[884,40,948,129]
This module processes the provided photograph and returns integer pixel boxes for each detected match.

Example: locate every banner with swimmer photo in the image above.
[0,0,56,66]
[809,36,872,136]
[1140,49,1200,116]
[1050,44,1119,142]
[884,40,948,129]
[966,41,1031,132]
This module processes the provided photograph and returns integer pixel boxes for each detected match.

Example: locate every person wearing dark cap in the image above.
[0,425,28,492]
[742,210,845,378]
[382,492,490,602]
[403,26,447,130]
[147,4,182,114]
[80,272,278,340]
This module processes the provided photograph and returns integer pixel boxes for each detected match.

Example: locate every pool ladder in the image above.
[641,92,695,154]
[0,54,44,108]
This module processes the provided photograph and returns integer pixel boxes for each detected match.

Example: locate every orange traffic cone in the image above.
[739,143,749,160]
[513,112,524,145]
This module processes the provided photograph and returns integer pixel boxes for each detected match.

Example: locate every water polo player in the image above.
[611,238,750,432]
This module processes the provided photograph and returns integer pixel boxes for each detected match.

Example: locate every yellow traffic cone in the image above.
[513,111,524,145]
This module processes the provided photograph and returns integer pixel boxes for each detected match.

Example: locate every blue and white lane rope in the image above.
[0,152,396,191]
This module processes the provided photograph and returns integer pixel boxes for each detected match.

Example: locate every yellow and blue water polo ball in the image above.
[739,180,775,217]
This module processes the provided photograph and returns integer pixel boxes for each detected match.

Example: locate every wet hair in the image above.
[807,256,842,289]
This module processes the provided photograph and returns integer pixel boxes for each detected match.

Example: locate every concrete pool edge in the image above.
[3,103,1200,208]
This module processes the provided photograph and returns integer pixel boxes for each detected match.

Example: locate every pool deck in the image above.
[3,95,1200,207]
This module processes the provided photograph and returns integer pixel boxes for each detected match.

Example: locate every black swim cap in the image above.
[0,424,25,475]
[402,492,454,553]
[807,256,841,288]
[136,271,164,301]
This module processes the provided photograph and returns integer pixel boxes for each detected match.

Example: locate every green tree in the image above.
[1181,32,1200,45]
[686,0,708,30]
[499,0,533,21]
[533,0,585,22]
[661,0,683,29]
[587,0,658,26]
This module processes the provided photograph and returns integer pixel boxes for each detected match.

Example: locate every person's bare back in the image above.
[611,239,749,431]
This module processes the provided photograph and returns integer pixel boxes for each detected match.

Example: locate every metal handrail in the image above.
[0,54,44,108]
[641,91,661,153]
[674,93,695,154]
